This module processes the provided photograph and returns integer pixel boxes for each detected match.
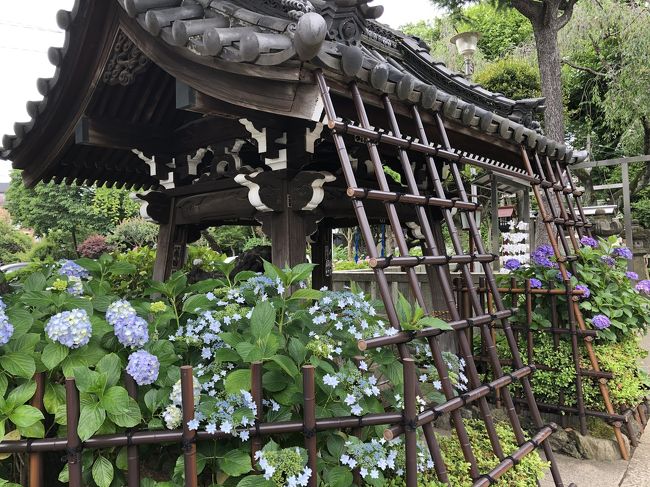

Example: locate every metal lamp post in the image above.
[450,31,481,78]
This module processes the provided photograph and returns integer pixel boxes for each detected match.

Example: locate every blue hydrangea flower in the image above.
[0,298,14,346]
[58,260,90,280]
[106,300,149,348]
[635,280,650,295]
[600,255,616,267]
[532,245,556,268]
[613,247,633,260]
[126,350,160,385]
[626,271,639,280]
[580,236,598,249]
[591,314,611,330]
[575,284,590,299]
[504,259,521,271]
[530,278,543,289]
[45,309,92,349]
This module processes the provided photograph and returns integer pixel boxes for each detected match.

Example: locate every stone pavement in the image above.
[540,332,650,487]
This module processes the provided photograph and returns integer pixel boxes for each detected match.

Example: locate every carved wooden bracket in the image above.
[102,31,151,86]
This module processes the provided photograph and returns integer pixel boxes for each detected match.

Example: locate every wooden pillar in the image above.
[490,174,500,271]
[269,210,308,269]
[312,223,333,290]
[152,198,188,282]
[622,162,634,271]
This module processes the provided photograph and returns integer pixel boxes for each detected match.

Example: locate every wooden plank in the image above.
[75,117,170,153]
[622,163,633,272]
[571,155,650,169]
[593,183,624,191]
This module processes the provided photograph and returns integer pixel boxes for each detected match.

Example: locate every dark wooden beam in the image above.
[75,116,171,153]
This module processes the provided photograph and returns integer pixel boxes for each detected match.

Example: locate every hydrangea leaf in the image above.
[219,449,252,477]
[250,301,276,339]
[41,342,69,370]
[77,402,106,441]
[92,455,114,487]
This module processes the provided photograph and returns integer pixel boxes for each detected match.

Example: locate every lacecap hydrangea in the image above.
[45,309,92,349]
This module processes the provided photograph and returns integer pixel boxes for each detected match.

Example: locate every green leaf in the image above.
[23,272,47,292]
[44,383,66,415]
[396,293,412,324]
[5,309,33,338]
[100,386,130,415]
[108,261,137,276]
[289,263,316,284]
[324,466,353,487]
[18,420,45,439]
[41,342,69,370]
[8,405,44,428]
[413,316,453,331]
[219,449,252,477]
[182,295,212,314]
[262,370,288,392]
[92,455,114,487]
[289,288,324,301]
[236,477,275,487]
[214,348,241,363]
[149,340,178,368]
[96,354,122,388]
[73,367,107,396]
[288,337,307,365]
[250,301,276,339]
[270,355,299,378]
[0,353,35,379]
[0,374,7,397]
[224,369,251,395]
[107,397,141,428]
[76,258,102,273]
[6,381,36,410]
[78,402,106,441]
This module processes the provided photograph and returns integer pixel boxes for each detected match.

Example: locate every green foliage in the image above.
[460,3,533,61]
[474,57,541,100]
[204,226,258,256]
[5,171,138,241]
[632,199,650,229]
[24,229,78,262]
[107,217,159,251]
[91,186,139,228]
[0,222,32,265]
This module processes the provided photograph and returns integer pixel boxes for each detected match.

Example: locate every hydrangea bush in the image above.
[0,255,547,486]
[496,235,650,413]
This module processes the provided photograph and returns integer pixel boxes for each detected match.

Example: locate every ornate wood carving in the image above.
[102,31,151,86]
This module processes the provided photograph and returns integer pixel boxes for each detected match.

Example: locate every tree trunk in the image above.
[533,24,565,142]
[643,116,650,155]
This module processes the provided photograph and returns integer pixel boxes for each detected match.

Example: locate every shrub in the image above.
[25,229,78,261]
[0,221,32,265]
[0,258,549,486]
[474,57,541,100]
[77,234,112,259]
[107,217,159,250]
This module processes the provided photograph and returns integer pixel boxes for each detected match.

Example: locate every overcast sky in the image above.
[0,0,441,183]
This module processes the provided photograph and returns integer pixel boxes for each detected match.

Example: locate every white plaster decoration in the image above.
[132,149,157,176]
[187,148,209,176]
[301,171,336,210]
[265,148,288,171]
[305,123,324,154]
[235,170,273,212]
[160,172,176,190]
[239,118,267,153]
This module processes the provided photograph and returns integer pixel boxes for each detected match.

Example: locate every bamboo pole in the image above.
[302,366,317,487]
[28,372,45,487]
[124,375,140,487]
[180,366,198,487]
[65,378,82,487]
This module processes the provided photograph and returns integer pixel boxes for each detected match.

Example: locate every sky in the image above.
[0,0,441,183]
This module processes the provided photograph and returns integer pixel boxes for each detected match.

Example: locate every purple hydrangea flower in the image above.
[532,245,556,268]
[575,284,590,299]
[580,236,598,249]
[0,299,14,346]
[45,309,92,349]
[613,247,633,260]
[591,314,611,330]
[600,255,616,267]
[106,300,149,348]
[626,271,639,281]
[58,260,90,280]
[126,350,160,385]
[556,270,572,281]
[504,259,521,271]
[635,280,650,295]
[530,278,543,289]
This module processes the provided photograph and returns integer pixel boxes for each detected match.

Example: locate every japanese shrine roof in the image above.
[0,0,586,189]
